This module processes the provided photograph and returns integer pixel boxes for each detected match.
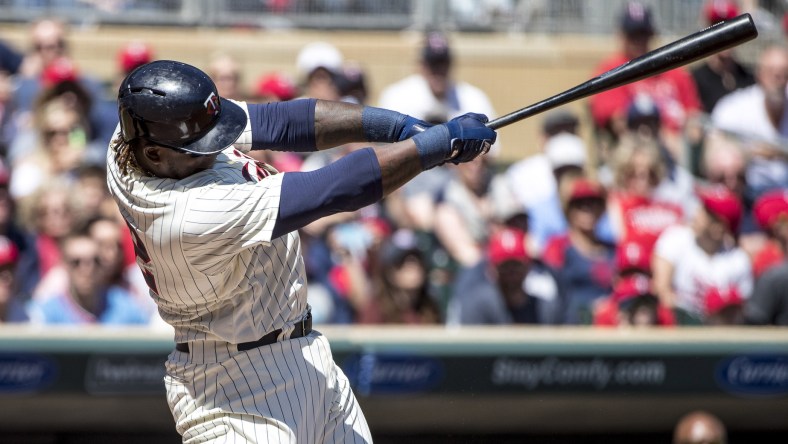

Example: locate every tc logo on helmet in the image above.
[204,92,220,116]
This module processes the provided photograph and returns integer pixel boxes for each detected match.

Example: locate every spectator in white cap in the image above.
[296,41,343,101]
[377,31,499,235]
[523,132,590,252]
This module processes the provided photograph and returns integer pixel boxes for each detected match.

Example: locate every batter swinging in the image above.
[106,60,496,443]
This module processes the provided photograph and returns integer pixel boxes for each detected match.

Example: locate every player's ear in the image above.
[141,145,164,164]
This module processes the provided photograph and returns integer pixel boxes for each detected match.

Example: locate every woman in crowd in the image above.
[359,229,440,324]
[606,134,684,261]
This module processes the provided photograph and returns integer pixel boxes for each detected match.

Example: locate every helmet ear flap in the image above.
[118,99,143,142]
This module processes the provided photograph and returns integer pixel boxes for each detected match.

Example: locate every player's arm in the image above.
[246,99,431,152]
[271,113,496,238]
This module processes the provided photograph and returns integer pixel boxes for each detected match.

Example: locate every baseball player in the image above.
[106,60,496,443]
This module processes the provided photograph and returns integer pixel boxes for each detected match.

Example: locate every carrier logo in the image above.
[204,92,220,116]
[716,355,788,397]
[343,353,444,396]
[0,354,57,394]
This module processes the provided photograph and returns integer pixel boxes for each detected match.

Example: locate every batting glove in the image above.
[397,115,433,141]
[444,113,497,164]
[412,113,497,170]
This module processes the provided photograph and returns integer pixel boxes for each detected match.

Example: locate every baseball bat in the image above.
[486,13,758,130]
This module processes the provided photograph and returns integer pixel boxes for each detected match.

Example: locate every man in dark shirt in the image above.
[690,0,755,113]
[446,227,563,325]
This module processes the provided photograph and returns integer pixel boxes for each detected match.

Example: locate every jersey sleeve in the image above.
[229,100,254,153]
[247,99,317,152]
[181,173,284,275]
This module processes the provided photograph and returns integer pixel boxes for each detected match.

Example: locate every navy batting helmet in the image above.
[118,60,246,155]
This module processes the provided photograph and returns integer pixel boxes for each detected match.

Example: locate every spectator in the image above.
[9,99,91,199]
[9,56,109,165]
[252,72,298,103]
[521,132,589,251]
[27,229,150,325]
[207,52,246,101]
[593,274,675,327]
[117,40,153,77]
[433,156,501,268]
[746,190,788,325]
[602,94,698,218]
[17,18,68,79]
[0,164,37,298]
[378,31,498,232]
[295,41,343,101]
[542,178,615,324]
[86,216,154,316]
[691,0,755,113]
[506,109,580,226]
[711,44,788,203]
[378,30,497,135]
[247,73,303,172]
[750,188,788,278]
[18,179,77,284]
[606,134,684,258]
[673,410,728,444]
[359,229,440,324]
[70,164,113,227]
[0,39,23,75]
[446,227,562,325]
[0,236,27,323]
[335,61,369,105]
[589,2,701,160]
[14,19,105,116]
[0,68,16,157]
[704,286,745,325]
[652,185,752,324]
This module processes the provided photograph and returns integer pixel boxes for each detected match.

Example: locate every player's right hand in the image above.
[444,113,497,164]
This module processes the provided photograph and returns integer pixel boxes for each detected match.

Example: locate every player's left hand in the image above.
[444,113,497,164]
[398,116,434,141]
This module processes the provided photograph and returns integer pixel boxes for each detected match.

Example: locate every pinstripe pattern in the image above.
[109,101,372,442]
[164,333,372,443]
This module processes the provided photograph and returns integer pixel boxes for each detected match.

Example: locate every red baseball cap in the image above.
[753,190,788,231]
[568,178,606,203]
[612,274,652,304]
[615,240,651,274]
[704,0,739,26]
[704,287,743,315]
[0,236,19,266]
[697,184,743,234]
[488,228,529,266]
[256,72,297,101]
[41,57,78,87]
[118,41,153,74]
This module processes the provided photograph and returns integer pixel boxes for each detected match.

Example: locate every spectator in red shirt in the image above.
[607,134,685,259]
[750,190,788,278]
[589,2,701,160]
[593,274,675,327]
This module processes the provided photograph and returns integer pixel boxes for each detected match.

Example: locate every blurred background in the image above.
[0,0,787,443]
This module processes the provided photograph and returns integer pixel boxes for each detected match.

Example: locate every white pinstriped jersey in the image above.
[106,101,309,345]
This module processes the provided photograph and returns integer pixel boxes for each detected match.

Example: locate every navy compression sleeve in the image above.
[248,99,317,152]
[271,147,382,238]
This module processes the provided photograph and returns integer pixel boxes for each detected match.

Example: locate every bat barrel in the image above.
[486,13,758,131]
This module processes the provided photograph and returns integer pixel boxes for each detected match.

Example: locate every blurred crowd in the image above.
[0,0,786,330]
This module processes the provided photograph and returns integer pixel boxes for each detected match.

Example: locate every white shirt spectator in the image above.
[654,224,752,316]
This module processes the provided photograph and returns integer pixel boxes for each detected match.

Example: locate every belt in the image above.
[176,312,312,354]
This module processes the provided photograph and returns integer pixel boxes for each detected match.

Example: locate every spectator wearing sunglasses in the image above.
[27,228,149,325]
